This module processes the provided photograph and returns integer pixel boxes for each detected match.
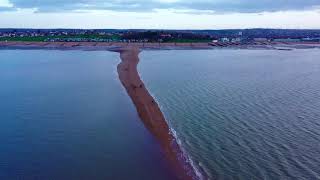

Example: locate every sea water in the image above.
[0,50,177,180]
[139,49,320,180]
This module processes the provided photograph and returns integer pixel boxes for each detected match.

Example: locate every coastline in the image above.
[0,41,213,50]
[1,41,320,51]
[114,46,199,180]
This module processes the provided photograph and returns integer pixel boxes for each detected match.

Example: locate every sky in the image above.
[0,0,320,29]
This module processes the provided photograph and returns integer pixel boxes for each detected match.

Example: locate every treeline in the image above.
[121,31,212,42]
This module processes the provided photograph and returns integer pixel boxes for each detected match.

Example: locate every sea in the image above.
[139,49,320,180]
[0,50,176,180]
[1,48,320,180]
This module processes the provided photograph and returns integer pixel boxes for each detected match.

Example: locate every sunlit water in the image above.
[139,49,320,180]
[0,50,176,180]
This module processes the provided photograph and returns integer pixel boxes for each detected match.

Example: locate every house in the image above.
[220,37,230,42]
[253,38,268,42]
[231,37,241,43]
[273,38,301,42]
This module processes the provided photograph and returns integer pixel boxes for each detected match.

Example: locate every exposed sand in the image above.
[1,41,320,51]
[0,41,214,50]
[114,46,198,180]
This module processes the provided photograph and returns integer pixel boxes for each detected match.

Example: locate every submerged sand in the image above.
[115,47,199,180]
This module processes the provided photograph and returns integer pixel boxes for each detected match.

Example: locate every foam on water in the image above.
[150,90,205,180]
[139,49,320,180]
[0,49,177,180]
[169,127,205,180]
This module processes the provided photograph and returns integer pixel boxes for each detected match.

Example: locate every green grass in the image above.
[164,39,212,43]
[0,36,47,42]
[0,35,209,43]
[0,34,121,42]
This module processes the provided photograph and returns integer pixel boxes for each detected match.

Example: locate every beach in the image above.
[115,47,199,180]
[1,41,320,51]
[0,41,213,50]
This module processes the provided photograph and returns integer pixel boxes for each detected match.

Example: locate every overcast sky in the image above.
[0,0,320,29]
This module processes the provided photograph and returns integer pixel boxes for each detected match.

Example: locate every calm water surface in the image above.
[0,50,176,180]
[139,49,320,180]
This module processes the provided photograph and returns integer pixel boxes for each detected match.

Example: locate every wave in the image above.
[169,127,206,180]
[149,90,206,180]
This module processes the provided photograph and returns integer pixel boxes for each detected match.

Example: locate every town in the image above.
[1,29,320,45]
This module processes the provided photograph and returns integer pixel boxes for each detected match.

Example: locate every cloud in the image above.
[0,7,14,11]
[7,0,320,13]
[0,0,14,11]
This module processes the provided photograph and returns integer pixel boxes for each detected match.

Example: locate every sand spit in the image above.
[113,46,200,180]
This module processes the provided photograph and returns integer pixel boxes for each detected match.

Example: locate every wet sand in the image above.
[1,41,320,51]
[114,47,198,180]
[0,41,214,50]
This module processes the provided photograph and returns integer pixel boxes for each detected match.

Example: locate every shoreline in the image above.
[0,41,213,50]
[1,41,320,51]
[114,46,200,180]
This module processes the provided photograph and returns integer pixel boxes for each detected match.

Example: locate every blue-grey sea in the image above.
[1,49,320,180]
[0,50,176,180]
[139,49,320,180]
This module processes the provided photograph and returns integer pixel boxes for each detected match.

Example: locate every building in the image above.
[301,37,320,42]
[220,37,230,42]
[273,38,301,42]
[253,38,268,42]
[231,37,241,43]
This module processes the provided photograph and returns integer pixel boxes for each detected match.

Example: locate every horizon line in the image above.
[1,28,320,30]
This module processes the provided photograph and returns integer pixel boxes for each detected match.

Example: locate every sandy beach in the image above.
[115,47,199,180]
[1,41,320,51]
[0,41,215,50]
